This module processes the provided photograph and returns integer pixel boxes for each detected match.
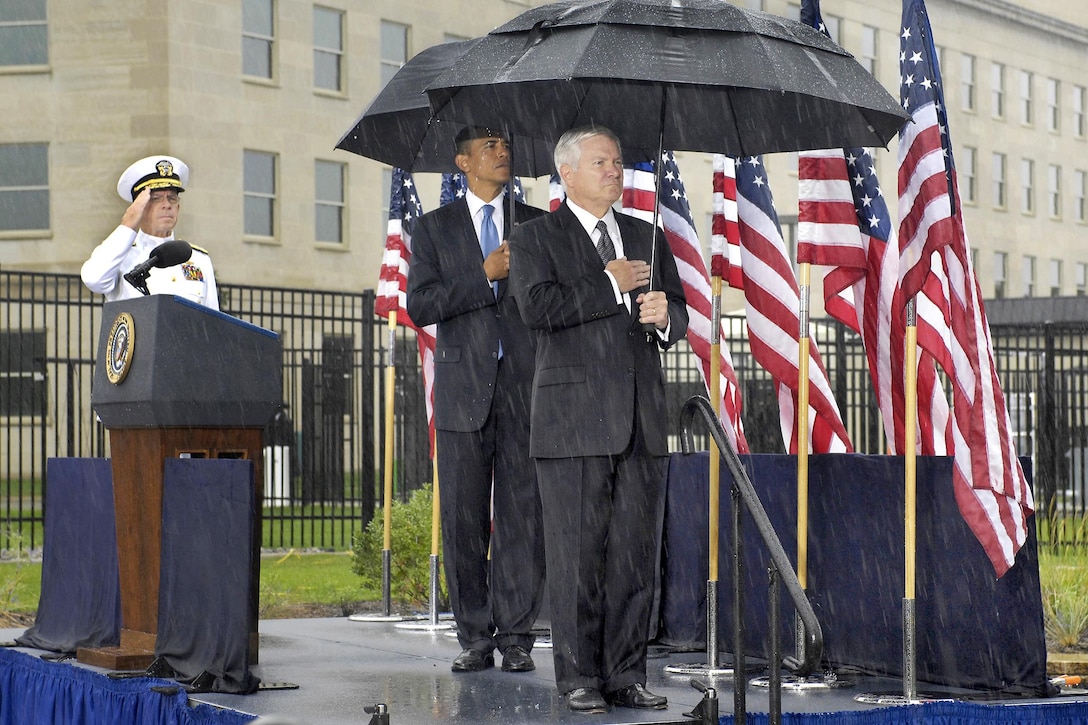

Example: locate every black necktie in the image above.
[595,220,616,264]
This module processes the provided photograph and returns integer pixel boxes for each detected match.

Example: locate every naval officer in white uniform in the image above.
[81,155,219,310]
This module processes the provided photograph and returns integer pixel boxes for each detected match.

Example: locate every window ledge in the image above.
[0,64,51,76]
[243,235,281,246]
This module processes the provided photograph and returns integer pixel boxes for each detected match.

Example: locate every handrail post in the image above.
[679,394,824,677]
[769,566,782,725]
[732,483,745,724]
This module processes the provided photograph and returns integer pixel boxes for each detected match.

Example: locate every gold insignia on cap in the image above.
[155,159,174,178]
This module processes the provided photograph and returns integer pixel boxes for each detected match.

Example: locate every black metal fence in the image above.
[2,271,1086,553]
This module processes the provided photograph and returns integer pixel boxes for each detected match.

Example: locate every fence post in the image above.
[1038,323,1058,518]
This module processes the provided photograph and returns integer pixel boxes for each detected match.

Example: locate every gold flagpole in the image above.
[351,311,408,622]
[664,273,732,677]
[796,262,812,662]
[903,299,919,700]
[708,275,723,669]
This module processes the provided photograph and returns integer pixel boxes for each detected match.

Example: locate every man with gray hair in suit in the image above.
[509,125,687,714]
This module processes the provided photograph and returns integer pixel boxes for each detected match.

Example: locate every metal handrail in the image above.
[679,395,824,675]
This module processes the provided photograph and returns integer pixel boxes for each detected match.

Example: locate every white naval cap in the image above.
[116,155,189,202]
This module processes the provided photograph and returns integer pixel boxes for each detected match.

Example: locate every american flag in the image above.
[899,0,1032,576]
[441,173,526,206]
[377,167,437,453]
[621,153,749,453]
[730,155,852,454]
[711,156,743,288]
[548,172,563,211]
[797,0,950,456]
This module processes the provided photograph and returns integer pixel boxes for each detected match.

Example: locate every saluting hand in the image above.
[121,189,152,232]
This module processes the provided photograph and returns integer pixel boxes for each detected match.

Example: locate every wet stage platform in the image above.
[10,616,1087,725]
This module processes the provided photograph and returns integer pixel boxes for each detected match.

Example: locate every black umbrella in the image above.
[424,0,909,158]
[335,39,555,176]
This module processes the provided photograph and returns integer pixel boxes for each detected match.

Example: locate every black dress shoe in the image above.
[451,648,494,673]
[566,687,609,714]
[607,683,667,709]
[501,645,535,672]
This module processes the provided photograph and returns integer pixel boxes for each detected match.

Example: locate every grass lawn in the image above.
[0,550,377,626]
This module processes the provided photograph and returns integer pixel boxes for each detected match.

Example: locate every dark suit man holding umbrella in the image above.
[509,125,688,714]
[406,126,546,675]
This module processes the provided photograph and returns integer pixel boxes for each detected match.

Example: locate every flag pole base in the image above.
[663,661,738,677]
[853,692,949,705]
[396,555,453,630]
[348,613,415,623]
[349,549,414,622]
[751,672,856,691]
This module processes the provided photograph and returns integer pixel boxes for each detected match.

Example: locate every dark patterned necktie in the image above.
[595,220,616,263]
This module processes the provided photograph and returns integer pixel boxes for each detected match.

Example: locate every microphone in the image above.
[123,240,193,295]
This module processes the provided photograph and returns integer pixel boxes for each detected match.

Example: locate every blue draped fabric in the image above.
[729,699,1088,723]
[156,458,258,694]
[0,649,254,725]
[661,453,1048,696]
[16,458,121,653]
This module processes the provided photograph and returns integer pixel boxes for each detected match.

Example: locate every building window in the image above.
[990,63,1004,119]
[1077,262,1088,296]
[860,26,877,76]
[1047,78,1060,133]
[1075,170,1087,223]
[1019,70,1033,125]
[244,150,276,237]
[315,160,345,244]
[243,0,275,79]
[0,0,47,67]
[0,331,46,418]
[381,167,392,215]
[1022,255,1035,297]
[1020,158,1034,215]
[1074,85,1086,138]
[961,146,977,204]
[960,54,975,112]
[994,251,1007,299]
[313,6,343,92]
[992,152,1006,209]
[380,20,408,87]
[1048,165,1062,219]
[0,143,49,232]
[1050,259,1062,297]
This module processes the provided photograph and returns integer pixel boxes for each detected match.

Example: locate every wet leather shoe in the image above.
[451,648,494,673]
[566,687,609,713]
[501,645,535,672]
[607,683,667,709]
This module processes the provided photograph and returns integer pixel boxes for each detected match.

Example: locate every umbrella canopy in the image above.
[425,0,909,158]
[335,39,556,176]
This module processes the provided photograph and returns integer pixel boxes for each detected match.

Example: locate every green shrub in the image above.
[350,484,447,610]
[1040,543,1088,651]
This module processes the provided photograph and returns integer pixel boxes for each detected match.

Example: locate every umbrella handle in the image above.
[643,108,666,339]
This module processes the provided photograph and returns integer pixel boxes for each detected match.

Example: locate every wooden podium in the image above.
[77,296,282,670]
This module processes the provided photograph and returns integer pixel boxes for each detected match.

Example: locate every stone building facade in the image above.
[1,0,1084,308]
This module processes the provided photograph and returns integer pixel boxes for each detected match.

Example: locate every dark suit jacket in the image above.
[407,197,546,433]
[509,201,688,459]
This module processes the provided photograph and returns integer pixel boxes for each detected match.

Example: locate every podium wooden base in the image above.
[75,628,158,670]
[73,629,260,672]
[75,646,156,671]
